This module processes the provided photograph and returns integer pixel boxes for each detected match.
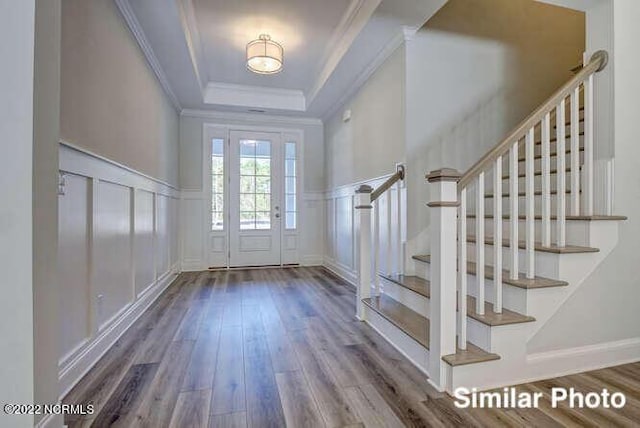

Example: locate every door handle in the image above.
[275,213,281,218]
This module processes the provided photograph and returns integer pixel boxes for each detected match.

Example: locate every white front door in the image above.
[228,130,282,267]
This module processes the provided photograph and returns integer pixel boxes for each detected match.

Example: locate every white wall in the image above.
[56,0,182,402]
[324,46,406,190]
[404,0,585,254]
[60,0,179,186]
[322,44,407,280]
[0,0,37,426]
[528,0,640,354]
[33,1,62,426]
[57,144,180,397]
[179,113,325,269]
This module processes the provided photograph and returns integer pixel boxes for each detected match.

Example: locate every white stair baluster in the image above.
[570,87,581,215]
[585,74,594,215]
[355,185,373,320]
[509,142,519,279]
[526,127,535,279]
[557,102,567,247]
[542,113,552,247]
[458,188,467,350]
[386,193,392,275]
[373,198,380,296]
[606,159,614,216]
[493,158,503,313]
[397,180,404,275]
[475,173,485,315]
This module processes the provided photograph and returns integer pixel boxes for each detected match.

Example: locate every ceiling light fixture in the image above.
[246,34,283,75]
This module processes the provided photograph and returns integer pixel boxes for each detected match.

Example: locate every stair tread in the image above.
[517,147,583,163]
[380,271,534,324]
[412,254,567,289]
[484,189,574,198]
[502,168,571,180]
[553,117,584,129]
[466,235,599,254]
[534,131,584,146]
[442,344,501,367]
[466,295,535,326]
[379,274,430,298]
[362,295,500,366]
[466,214,628,221]
[362,295,429,348]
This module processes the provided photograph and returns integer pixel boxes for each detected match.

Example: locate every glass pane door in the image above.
[229,131,281,267]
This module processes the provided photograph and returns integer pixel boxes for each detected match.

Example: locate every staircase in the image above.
[353,50,628,393]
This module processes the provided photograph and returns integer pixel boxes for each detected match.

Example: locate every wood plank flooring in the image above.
[64,267,640,427]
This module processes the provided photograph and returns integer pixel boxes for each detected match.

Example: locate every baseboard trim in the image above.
[181,260,207,272]
[322,257,357,287]
[525,337,640,380]
[36,411,62,428]
[300,255,324,266]
[57,269,179,398]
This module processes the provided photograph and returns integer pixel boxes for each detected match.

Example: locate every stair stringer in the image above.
[444,220,621,393]
[524,220,619,340]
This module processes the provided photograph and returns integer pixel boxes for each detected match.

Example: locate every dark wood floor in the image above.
[63,267,640,427]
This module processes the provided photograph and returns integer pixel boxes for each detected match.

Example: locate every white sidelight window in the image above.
[211,138,225,231]
[284,141,297,230]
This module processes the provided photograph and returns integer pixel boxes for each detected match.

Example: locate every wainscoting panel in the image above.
[58,142,180,398]
[93,180,133,330]
[134,189,155,297]
[180,192,206,270]
[155,193,170,276]
[323,173,406,285]
[58,173,91,363]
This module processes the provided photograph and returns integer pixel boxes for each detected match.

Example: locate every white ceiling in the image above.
[194,0,352,91]
[118,0,448,117]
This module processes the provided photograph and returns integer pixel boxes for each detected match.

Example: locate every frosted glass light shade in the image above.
[246,34,283,74]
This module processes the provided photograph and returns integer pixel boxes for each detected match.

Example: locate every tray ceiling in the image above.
[117,0,448,117]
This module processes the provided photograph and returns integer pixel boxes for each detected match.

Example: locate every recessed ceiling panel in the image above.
[193,0,352,91]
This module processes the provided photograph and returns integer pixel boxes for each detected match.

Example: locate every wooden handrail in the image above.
[371,165,405,202]
[458,50,608,190]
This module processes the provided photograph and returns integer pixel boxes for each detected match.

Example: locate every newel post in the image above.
[426,168,461,389]
[355,184,373,321]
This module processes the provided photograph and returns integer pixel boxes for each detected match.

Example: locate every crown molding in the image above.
[181,108,323,126]
[114,0,182,111]
[306,0,382,106]
[176,0,207,91]
[322,26,415,121]
[204,82,306,112]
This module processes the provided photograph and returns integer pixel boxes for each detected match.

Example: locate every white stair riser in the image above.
[422,262,528,314]
[380,279,495,352]
[381,280,429,317]
[465,242,561,278]
[486,174,578,193]
[468,219,593,247]
[469,153,585,189]
[364,308,430,373]
[478,193,578,216]
[508,135,584,160]
[514,151,584,172]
